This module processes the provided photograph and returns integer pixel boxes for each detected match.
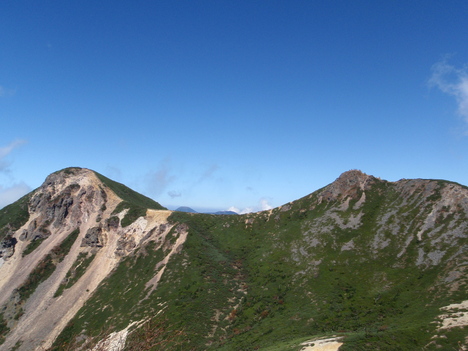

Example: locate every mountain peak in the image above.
[44,167,88,184]
[42,167,166,211]
[175,206,198,213]
[319,169,378,202]
[0,168,467,350]
[335,169,374,185]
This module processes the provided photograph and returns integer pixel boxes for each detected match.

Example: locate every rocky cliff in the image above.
[0,168,180,350]
[0,168,466,350]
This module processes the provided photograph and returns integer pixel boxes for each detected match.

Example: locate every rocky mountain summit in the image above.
[0,168,466,350]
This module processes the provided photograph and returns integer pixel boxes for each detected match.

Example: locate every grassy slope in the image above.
[93,171,166,211]
[50,178,467,350]
[0,192,32,242]
[94,170,167,227]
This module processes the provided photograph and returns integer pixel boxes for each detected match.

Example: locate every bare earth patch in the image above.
[300,336,343,351]
[438,300,468,330]
[0,170,176,351]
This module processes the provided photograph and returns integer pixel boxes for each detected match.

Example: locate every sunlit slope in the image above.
[0,169,466,350]
[53,170,468,350]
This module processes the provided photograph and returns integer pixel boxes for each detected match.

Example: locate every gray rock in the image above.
[81,227,103,248]
[0,236,17,259]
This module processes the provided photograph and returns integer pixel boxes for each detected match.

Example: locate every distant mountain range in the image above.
[174,206,198,213]
[0,167,466,350]
[175,206,238,215]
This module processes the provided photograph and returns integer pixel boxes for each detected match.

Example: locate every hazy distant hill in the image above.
[175,206,238,215]
[210,210,238,215]
[174,206,198,213]
[0,168,466,350]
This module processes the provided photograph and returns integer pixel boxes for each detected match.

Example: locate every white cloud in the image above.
[239,207,255,214]
[227,206,240,214]
[0,183,31,209]
[228,198,274,214]
[260,198,273,211]
[429,58,468,124]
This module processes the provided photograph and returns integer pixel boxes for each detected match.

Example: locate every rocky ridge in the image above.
[0,168,182,350]
[0,168,466,350]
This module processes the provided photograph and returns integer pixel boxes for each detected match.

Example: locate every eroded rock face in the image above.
[106,216,120,230]
[82,226,104,248]
[0,167,467,351]
[0,236,17,260]
[115,235,136,256]
[319,170,376,202]
[19,219,51,242]
[27,169,110,237]
[0,168,178,351]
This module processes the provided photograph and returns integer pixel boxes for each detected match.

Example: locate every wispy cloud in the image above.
[0,85,16,98]
[0,139,27,160]
[0,183,31,209]
[167,190,182,198]
[167,163,220,200]
[104,165,122,182]
[0,139,27,173]
[145,158,176,197]
[0,140,30,208]
[198,164,219,182]
[429,58,468,125]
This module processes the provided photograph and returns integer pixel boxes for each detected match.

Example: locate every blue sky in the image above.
[1,1,468,212]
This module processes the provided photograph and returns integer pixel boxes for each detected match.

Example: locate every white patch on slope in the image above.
[353,191,366,209]
[300,336,343,351]
[437,300,468,330]
[144,223,189,297]
[91,320,142,351]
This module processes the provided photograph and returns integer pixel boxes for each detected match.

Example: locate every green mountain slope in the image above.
[0,193,32,242]
[0,169,466,350]
[93,170,166,211]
